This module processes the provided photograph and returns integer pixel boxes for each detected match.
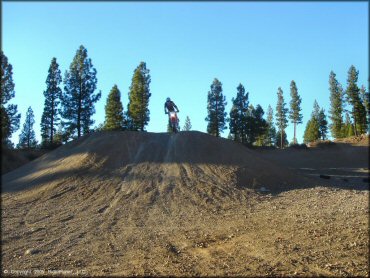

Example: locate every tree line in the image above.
[1,46,153,149]
[205,66,369,148]
[1,47,368,150]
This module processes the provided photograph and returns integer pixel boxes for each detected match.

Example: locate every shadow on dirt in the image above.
[2,131,369,194]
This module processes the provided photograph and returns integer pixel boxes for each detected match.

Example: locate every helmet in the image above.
[166,97,171,102]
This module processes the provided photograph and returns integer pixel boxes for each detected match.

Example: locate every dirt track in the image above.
[1,131,369,276]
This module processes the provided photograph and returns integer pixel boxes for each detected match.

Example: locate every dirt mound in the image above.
[3,131,368,276]
[2,131,314,195]
[307,140,336,148]
[334,134,369,146]
[1,148,48,175]
[306,134,370,149]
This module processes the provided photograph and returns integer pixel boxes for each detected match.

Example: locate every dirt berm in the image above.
[1,131,368,277]
[2,131,314,194]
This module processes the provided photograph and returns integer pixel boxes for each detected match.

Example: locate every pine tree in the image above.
[313,100,320,120]
[205,78,227,137]
[275,87,288,148]
[123,113,133,131]
[264,105,276,146]
[359,85,369,115]
[329,71,344,139]
[17,107,37,149]
[318,108,328,140]
[342,112,355,137]
[1,51,21,147]
[275,130,288,148]
[359,85,369,133]
[229,105,239,141]
[93,123,105,132]
[127,62,151,131]
[245,104,255,144]
[53,124,64,146]
[61,45,101,138]
[347,121,355,137]
[229,84,249,143]
[244,104,268,145]
[253,105,268,146]
[345,65,367,135]
[303,100,321,143]
[303,118,320,143]
[40,57,62,147]
[104,85,124,131]
[183,116,192,131]
[289,80,303,144]
[53,123,70,145]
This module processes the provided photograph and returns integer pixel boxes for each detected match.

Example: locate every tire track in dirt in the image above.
[103,166,133,215]
[2,131,368,276]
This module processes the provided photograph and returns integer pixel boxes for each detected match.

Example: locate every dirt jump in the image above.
[1,131,369,276]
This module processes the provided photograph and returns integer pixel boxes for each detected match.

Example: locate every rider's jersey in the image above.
[164,100,178,113]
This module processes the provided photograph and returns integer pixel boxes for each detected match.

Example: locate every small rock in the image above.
[25,248,40,255]
[259,186,270,192]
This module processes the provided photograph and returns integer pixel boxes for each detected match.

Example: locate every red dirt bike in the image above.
[167,111,179,133]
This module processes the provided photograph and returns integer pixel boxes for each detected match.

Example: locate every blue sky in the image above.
[2,1,369,145]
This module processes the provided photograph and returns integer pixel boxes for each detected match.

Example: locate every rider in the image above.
[164,97,179,115]
[164,97,179,129]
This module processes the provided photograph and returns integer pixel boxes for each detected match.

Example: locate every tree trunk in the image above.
[215,113,219,137]
[293,122,296,144]
[27,117,30,149]
[77,80,82,138]
[27,130,30,149]
[51,97,54,143]
[141,88,144,131]
[281,129,283,149]
[353,108,358,137]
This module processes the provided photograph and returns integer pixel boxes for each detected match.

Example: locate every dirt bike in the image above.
[167,111,179,133]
